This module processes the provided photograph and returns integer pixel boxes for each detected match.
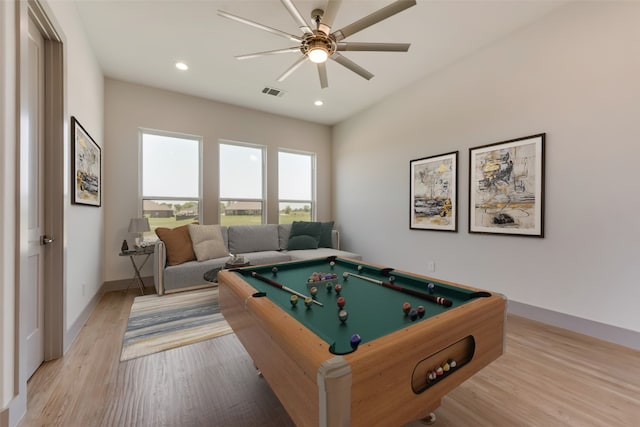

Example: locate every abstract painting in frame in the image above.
[410,151,458,232]
[469,133,544,237]
[71,116,101,206]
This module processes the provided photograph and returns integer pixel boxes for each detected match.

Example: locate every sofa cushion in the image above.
[155,224,196,266]
[278,223,292,250]
[287,221,322,250]
[319,221,334,248]
[228,224,279,254]
[188,224,228,261]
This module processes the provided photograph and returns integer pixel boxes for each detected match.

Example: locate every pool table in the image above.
[217,257,506,427]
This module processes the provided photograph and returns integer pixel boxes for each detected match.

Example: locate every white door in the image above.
[25,15,46,379]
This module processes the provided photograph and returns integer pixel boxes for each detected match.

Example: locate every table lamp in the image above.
[128,217,150,248]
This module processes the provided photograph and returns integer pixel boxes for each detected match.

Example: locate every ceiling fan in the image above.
[218,0,417,89]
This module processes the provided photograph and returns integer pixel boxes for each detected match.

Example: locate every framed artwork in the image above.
[71,116,101,207]
[410,151,458,232]
[469,133,545,237]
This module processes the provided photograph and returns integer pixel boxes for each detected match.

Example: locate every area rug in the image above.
[120,287,233,361]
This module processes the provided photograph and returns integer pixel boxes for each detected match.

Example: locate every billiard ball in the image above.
[342,272,349,280]
[427,371,437,382]
[337,296,345,308]
[338,309,349,323]
[304,297,313,308]
[334,284,342,295]
[441,362,450,372]
[329,261,335,268]
[417,306,425,318]
[436,367,444,376]
[350,333,361,349]
[290,295,298,306]
[402,302,411,315]
[272,267,278,275]
[357,265,363,272]
[447,359,457,368]
[310,286,318,297]
[427,283,435,294]
[409,308,418,321]
[325,281,333,291]
[388,275,395,283]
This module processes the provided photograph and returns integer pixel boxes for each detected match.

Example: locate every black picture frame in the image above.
[469,133,545,237]
[71,116,101,207]
[410,151,458,232]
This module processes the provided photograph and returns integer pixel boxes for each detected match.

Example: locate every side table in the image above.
[120,246,155,295]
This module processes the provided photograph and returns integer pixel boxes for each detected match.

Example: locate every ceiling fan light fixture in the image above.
[308,46,328,63]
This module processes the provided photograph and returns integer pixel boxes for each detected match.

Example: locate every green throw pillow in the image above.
[287,221,322,250]
[319,221,334,248]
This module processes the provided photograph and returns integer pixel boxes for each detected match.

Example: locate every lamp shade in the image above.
[128,217,150,233]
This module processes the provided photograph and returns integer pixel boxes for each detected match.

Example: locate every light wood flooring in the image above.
[19,290,640,427]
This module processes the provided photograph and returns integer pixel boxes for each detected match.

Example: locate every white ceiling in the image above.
[74,0,564,125]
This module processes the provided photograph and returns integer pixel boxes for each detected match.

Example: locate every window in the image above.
[219,141,265,225]
[278,150,315,224]
[141,130,201,237]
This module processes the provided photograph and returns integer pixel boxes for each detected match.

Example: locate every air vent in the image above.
[262,86,286,98]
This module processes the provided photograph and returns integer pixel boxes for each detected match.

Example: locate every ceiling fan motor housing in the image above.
[300,32,336,57]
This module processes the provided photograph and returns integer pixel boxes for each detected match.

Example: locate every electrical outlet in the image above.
[427,261,435,272]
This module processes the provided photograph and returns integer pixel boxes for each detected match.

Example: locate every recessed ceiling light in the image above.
[175,62,189,71]
[314,100,324,106]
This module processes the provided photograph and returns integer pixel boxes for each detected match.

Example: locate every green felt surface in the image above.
[232,257,486,355]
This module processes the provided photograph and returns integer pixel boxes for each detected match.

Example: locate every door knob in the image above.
[40,235,54,245]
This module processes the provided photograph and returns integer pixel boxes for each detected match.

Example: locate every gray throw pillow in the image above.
[287,221,322,250]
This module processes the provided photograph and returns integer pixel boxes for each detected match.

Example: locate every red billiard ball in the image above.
[337,296,345,308]
[402,302,411,315]
[334,284,342,294]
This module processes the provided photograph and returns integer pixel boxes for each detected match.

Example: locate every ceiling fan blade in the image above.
[318,0,342,35]
[280,0,313,34]
[331,52,374,81]
[218,10,302,42]
[277,55,309,82]
[317,62,328,89]
[336,42,411,52]
[332,0,416,42]
[236,47,301,60]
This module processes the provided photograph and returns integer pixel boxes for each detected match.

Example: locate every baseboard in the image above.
[101,276,155,294]
[64,288,104,353]
[508,300,640,351]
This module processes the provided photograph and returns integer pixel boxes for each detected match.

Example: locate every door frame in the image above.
[21,0,65,363]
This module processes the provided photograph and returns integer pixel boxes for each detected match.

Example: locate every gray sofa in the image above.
[152,223,361,295]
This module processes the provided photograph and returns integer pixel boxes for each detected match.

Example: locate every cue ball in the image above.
[329,261,335,268]
[338,309,349,323]
[357,265,363,272]
[427,283,435,294]
[337,296,345,308]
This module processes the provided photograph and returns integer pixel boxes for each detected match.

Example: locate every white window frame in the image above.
[139,128,203,223]
[278,148,316,222]
[218,140,267,224]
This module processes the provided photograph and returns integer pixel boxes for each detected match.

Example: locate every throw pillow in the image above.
[287,221,322,250]
[155,224,196,266]
[319,221,334,248]
[188,224,228,261]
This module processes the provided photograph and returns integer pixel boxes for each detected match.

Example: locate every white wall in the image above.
[103,80,332,282]
[333,2,640,333]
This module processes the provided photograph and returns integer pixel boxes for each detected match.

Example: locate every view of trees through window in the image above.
[141,131,201,238]
[219,142,264,226]
[279,150,314,223]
